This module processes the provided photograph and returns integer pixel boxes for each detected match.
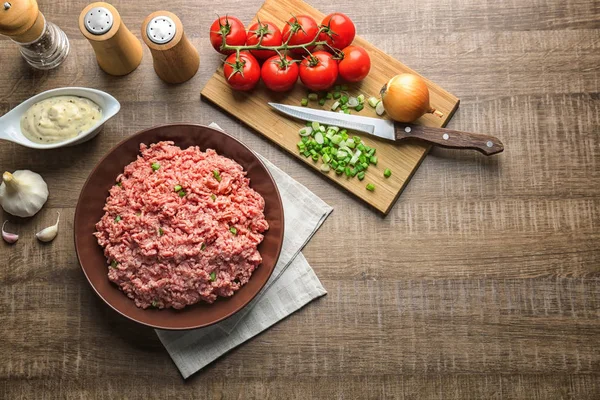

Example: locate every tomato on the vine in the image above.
[246,20,283,61]
[319,13,355,50]
[338,45,370,82]
[261,55,299,92]
[210,16,247,55]
[299,51,338,91]
[223,52,261,91]
[282,15,319,55]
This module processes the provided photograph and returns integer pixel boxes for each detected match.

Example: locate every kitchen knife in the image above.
[269,103,504,155]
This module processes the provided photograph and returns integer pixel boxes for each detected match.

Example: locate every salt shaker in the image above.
[79,2,143,76]
[141,11,199,84]
[0,0,69,69]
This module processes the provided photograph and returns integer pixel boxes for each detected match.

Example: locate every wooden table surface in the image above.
[1,0,598,398]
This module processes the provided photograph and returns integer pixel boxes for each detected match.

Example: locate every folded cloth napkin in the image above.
[155,123,333,379]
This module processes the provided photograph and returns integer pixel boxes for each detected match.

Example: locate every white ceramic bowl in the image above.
[0,87,120,149]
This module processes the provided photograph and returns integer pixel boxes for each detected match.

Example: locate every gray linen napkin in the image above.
[155,123,332,379]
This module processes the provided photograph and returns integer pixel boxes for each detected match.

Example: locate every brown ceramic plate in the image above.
[74,124,284,330]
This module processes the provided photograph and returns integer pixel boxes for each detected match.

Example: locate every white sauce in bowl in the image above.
[20,96,103,144]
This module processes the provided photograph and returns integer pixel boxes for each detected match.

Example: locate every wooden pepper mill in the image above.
[141,11,199,84]
[79,2,143,76]
[0,0,70,69]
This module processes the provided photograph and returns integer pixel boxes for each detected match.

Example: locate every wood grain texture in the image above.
[201,0,460,215]
[0,0,599,399]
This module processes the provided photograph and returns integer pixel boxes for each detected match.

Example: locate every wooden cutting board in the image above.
[201,0,460,214]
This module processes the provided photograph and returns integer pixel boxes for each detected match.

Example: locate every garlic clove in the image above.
[36,211,60,242]
[2,220,18,244]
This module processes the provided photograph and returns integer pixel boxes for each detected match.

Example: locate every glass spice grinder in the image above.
[0,0,69,69]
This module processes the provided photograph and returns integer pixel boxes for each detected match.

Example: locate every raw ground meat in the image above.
[94,141,269,309]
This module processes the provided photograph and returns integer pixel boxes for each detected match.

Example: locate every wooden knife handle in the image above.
[394,123,504,155]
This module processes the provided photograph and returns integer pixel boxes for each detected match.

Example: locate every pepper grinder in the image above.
[79,2,142,76]
[141,11,199,84]
[0,0,69,69]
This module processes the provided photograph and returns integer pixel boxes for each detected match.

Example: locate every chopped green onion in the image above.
[340,95,349,105]
[357,172,365,181]
[344,109,351,114]
[340,104,349,110]
[306,121,312,127]
[331,134,343,145]
[320,163,330,173]
[311,154,319,162]
[151,300,158,307]
[346,139,356,149]
[210,271,216,281]
[297,141,305,150]
[151,162,160,171]
[376,101,385,116]
[211,194,216,201]
[348,97,359,107]
[114,215,121,223]
[349,149,361,165]
[319,125,326,133]
[384,168,392,178]
[158,227,164,236]
[311,121,320,131]
[213,170,222,182]
[110,260,118,268]
[179,190,186,197]
[116,182,122,187]
[331,160,339,169]
[322,153,331,163]
[326,92,333,100]
[201,243,206,250]
[355,104,364,112]
[370,155,378,165]
[229,226,237,235]
[301,136,310,144]
[174,185,182,192]
[319,98,326,106]
[303,150,311,157]
[344,166,352,177]
[335,166,344,175]
[331,101,340,111]
[366,183,375,191]
[308,93,318,101]
[299,127,313,136]
[333,91,341,99]
[350,168,358,177]
[301,98,308,106]
[314,131,324,145]
[357,94,365,104]
[368,97,380,108]
[135,211,142,216]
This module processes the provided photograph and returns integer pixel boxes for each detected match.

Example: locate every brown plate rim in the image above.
[74,123,284,330]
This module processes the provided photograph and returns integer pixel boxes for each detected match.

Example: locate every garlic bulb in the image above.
[36,212,60,242]
[2,220,18,244]
[0,170,49,217]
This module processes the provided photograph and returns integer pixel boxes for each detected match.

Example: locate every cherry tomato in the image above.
[246,20,283,61]
[223,52,261,91]
[210,16,246,55]
[319,13,356,50]
[338,46,371,82]
[299,51,339,91]
[282,15,319,55]
[261,55,299,92]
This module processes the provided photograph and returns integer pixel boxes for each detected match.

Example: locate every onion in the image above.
[380,73,444,122]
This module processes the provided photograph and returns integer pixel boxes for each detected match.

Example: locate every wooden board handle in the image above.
[395,123,504,155]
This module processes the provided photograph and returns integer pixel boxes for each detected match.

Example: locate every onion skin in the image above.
[380,73,444,122]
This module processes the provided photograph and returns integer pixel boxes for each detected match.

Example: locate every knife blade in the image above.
[269,102,504,155]
[269,102,396,140]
